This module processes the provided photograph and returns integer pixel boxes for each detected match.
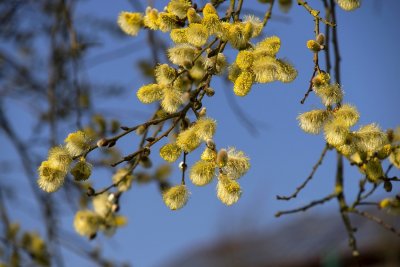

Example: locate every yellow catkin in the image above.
[336,0,360,11]
[176,127,202,152]
[324,118,350,146]
[189,58,206,80]
[137,84,163,104]
[276,59,297,83]
[306,40,323,52]
[233,71,255,96]
[162,185,189,210]
[223,148,250,179]
[364,158,383,182]
[167,0,191,19]
[297,109,329,134]
[201,147,217,162]
[236,50,254,70]
[202,14,222,35]
[313,83,343,106]
[333,104,359,127]
[187,8,202,24]
[254,36,281,57]
[194,117,217,141]
[112,168,134,192]
[252,56,279,83]
[158,12,180,32]
[243,15,263,38]
[92,193,111,217]
[37,160,66,193]
[170,28,188,44]
[144,8,160,30]
[159,143,182,162]
[117,12,143,36]
[70,160,92,181]
[228,23,249,50]
[64,130,91,157]
[187,23,209,47]
[312,72,331,88]
[189,160,216,186]
[74,210,101,238]
[202,3,218,16]
[47,146,72,171]
[353,124,388,153]
[216,174,242,206]
[168,44,197,66]
[161,86,183,113]
[155,64,177,85]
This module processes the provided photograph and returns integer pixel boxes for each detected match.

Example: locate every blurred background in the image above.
[1,0,399,266]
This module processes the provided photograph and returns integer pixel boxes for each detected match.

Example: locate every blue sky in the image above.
[1,1,400,266]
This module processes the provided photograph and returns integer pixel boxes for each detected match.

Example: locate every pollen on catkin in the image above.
[71,159,92,181]
[307,40,323,52]
[189,160,216,186]
[297,109,329,134]
[167,0,191,19]
[158,12,180,32]
[194,117,217,141]
[353,124,389,153]
[37,160,67,193]
[161,86,183,113]
[112,168,134,192]
[223,148,250,179]
[162,184,189,210]
[186,23,209,47]
[254,36,281,57]
[276,59,297,83]
[201,147,217,162]
[243,15,263,38]
[252,56,278,83]
[313,83,343,107]
[65,131,91,157]
[155,64,177,86]
[236,50,254,70]
[144,7,160,30]
[324,118,350,146]
[47,146,72,172]
[187,8,202,24]
[233,71,255,96]
[312,72,330,87]
[137,84,163,104]
[117,12,143,36]
[168,44,197,66]
[176,127,202,152]
[170,28,188,44]
[335,0,360,11]
[160,143,182,162]
[74,210,101,238]
[333,104,360,127]
[364,158,384,182]
[217,173,242,206]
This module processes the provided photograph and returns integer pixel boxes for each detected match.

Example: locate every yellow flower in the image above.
[201,147,217,162]
[233,71,255,96]
[176,127,202,152]
[168,44,197,66]
[161,86,183,113]
[298,109,329,134]
[144,7,160,30]
[333,104,359,127]
[70,159,92,181]
[65,130,91,157]
[137,84,163,104]
[170,28,188,44]
[117,12,143,36]
[189,160,216,186]
[160,143,182,162]
[254,36,281,57]
[37,160,67,193]
[313,83,343,106]
[162,185,189,210]
[353,124,388,153]
[158,12,180,32]
[223,148,250,179]
[167,0,191,19]
[74,210,101,238]
[216,173,242,206]
[194,117,217,141]
[236,50,254,70]
[324,118,350,146]
[187,23,209,47]
[47,146,72,172]
[155,64,177,86]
